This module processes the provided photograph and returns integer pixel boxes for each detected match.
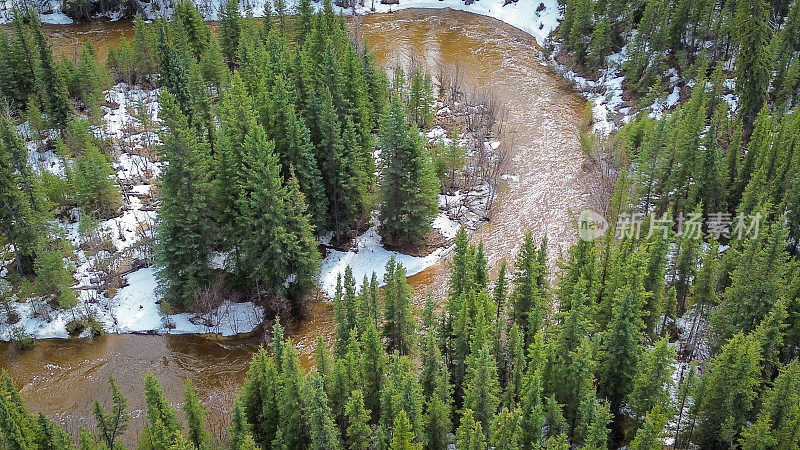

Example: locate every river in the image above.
[0,9,590,441]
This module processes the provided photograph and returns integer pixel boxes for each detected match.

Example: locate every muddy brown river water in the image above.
[0,9,591,439]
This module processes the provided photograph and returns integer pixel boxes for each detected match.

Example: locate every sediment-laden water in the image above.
[0,9,591,439]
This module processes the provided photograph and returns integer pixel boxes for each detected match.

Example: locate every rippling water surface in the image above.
[0,9,591,440]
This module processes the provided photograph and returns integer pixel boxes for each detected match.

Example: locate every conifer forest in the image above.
[1,0,800,448]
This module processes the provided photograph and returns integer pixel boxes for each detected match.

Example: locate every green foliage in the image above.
[305,375,342,450]
[153,90,213,310]
[695,333,762,447]
[629,404,669,450]
[344,390,372,450]
[70,141,121,220]
[382,257,417,355]
[378,96,438,248]
[92,375,129,449]
[142,372,183,449]
[182,380,209,449]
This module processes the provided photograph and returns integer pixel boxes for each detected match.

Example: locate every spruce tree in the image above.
[305,375,342,450]
[462,344,501,431]
[378,96,439,248]
[734,0,771,133]
[30,12,71,130]
[712,221,790,345]
[695,333,762,447]
[92,376,129,449]
[235,123,319,305]
[378,356,424,448]
[512,231,547,338]
[344,389,372,450]
[267,73,327,230]
[239,348,280,448]
[455,409,487,450]
[153,90,213,310]
[142,372,183,449]
[182,380,210,449]
[0,113,48,276]
[280,341,308,449]
[389,410,421,450]
[361,321,386,421]
[629,404,670,450]
[219,0,242,69]
[598,280,645,418]
[627,338,675,425]
[489,407,523,449]
[0,371,40,448]
[382,258,417,355]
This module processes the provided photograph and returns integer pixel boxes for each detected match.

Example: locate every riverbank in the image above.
[2,0,561,45]
[0,11,591,430]
[2,1,561,343]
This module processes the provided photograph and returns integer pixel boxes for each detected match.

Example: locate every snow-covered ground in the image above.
[1,83,268,340]
[2,75,498,340]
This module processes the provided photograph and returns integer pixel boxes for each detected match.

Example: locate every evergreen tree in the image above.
[333,267,359,357]
[142,372,183,449]
[361,321,386,421]
[173,0,210,60]
[228,400,252,450]
[512,231,547,338]
[627,338,675,425]
[235,123,320,305]
[344,390,372,450]
[712,221,790,345]
[389,410,421,450]
[382,258,417,355]
[598,279,645,418]
[153,90,213,310]
[239,348,280,448]
[219,0,242,69]
[740,359,800,449]
[734,0,771,133]
[71,141,120,220]
[455,409,486,450]
[422,357,452,450]
[695,333,762,447]
[0,371,40,448]
[520,367,545,449]
[182,380,210,449]
[92,376,129,449]
[629,404,670,450]
[490,407,522,449]
[279,341,308,449]
[462,345,501,431]
[305,375,342,450]
[378,96,439,248]
[30,12,71,130]
[267,74,327,229]
[378,356,424,449]
[35,411,74,449]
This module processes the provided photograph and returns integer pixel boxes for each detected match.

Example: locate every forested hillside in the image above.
[1,0,799,448]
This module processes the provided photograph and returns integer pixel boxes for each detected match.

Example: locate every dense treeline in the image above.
[144,0,441,311]
[2,1,800,448]
[556,0,800,132]
[3,206,799,448]
[1,0,443,317]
